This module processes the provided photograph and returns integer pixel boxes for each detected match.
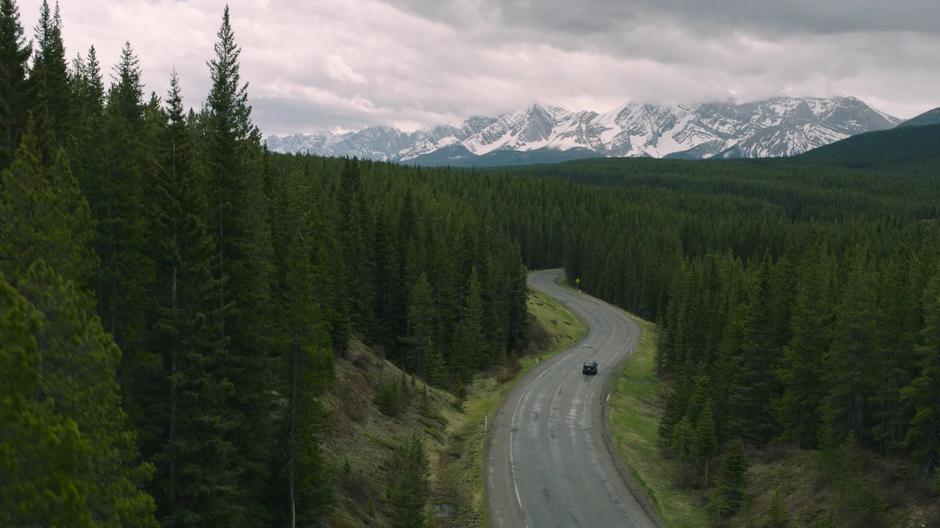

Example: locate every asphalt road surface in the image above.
[486,269,658,528]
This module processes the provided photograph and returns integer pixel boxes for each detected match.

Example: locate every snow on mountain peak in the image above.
[265,97,901,162]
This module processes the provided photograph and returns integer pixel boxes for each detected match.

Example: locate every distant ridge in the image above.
[793,123,940,172]
[267,96,899,165]
[896,107,940,128]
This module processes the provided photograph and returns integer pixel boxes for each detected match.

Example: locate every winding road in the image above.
[485,269,658,528]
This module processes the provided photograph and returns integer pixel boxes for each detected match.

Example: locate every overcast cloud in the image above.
[19,0,940,135]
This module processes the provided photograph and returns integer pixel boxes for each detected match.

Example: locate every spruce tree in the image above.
[670,414,696,486]
[901,268,940,478]
[17,261,157,527]
[97,41,157,443]
[452,267,487,382]
[403,273,447,386]
[723,259,777,444]
[338,157,377,338]
[0,118,96,286]
[29,0,71,142]
[145,73,243,528]
[823,249,878,445]
[67,46,106,222]
[204,7,276,522]
[694,400,718,484]
[0,276,93,527]
[0,0,30,166]
[775,245,834,448]
[270,164,334,527]
[710,438,749,525]
[387,437,429,528]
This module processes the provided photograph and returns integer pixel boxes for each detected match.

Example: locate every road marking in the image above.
[509,350,578,528]
[503,270,651,528]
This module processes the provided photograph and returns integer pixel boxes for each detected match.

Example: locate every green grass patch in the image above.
[608,317,709,528]
[432,286,586,527]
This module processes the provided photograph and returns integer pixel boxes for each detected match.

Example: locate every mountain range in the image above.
[265,96,901,166]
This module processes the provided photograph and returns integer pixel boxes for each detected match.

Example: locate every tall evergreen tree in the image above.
[723,258,778,444]
[403,273,446,386]
[338,157,377,338]
[710,439,749,525]
[97,41,157,440]
[0,118,95,286]
[774,245,834,448]
[823,249,878,445]
[67,46,106,220]
[451,267,487,382]
[145,73,242,528]
[17,261,157,527]
[269,164,334,527]
[0,276,93,527]
[29,0,70,142]
[902,268,940,478]
[204,7,276,522]
[0,0,30,166]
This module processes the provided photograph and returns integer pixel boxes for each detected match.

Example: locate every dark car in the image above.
[582,360,598,375]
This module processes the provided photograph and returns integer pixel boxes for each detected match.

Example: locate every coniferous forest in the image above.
[2,1,940,527]
[1,2,527,526]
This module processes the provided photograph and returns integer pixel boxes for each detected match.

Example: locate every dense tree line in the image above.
[414,156,940,519]
[0,2,526,526]
[3,0,938,525]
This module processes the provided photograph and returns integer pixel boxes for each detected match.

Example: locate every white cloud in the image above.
[325,54,366,83]
[16,0,940,135]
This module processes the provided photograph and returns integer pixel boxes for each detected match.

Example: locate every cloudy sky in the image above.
[19,0,940,135]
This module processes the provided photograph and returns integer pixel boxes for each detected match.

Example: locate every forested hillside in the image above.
[3,1,940,527]
[416,153,940,524]
[0,2,526,526]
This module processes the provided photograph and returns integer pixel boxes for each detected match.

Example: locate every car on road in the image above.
[582,360,598,375]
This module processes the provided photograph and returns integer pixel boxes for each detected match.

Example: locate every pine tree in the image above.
[452,267,487,382]
[775,245,834,448]
[723,259,777,444]
[387,437,429,528]
[823,249,878,445]
[695,400,718,484]
[0,118,96,286]
[901,268,940,478]
[16,261,157,527]
[0,0,30,166]
[204,7,276,522]
[670,414,696,486]
[29,0,71,142]
[96,41,157,446]
[658,379,691,450]
[338,157,377,338]
[710,438,749,525]
[67,46,106,222]
[403,273,447,386]
[869,249,919,453]
[144,73,244,528]
[0,276,93,527]
[269,164,334,527]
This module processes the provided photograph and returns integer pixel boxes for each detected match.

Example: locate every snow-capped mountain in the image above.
[266,97,900,164]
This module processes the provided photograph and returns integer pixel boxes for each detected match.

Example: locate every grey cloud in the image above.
[15,0,940,135]
[387,0,940,37]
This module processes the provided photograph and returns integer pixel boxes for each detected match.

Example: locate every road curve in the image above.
[486,269,658,528]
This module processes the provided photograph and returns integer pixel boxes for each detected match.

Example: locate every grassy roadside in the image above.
[431,287,586,527]
[608,316,710,528]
